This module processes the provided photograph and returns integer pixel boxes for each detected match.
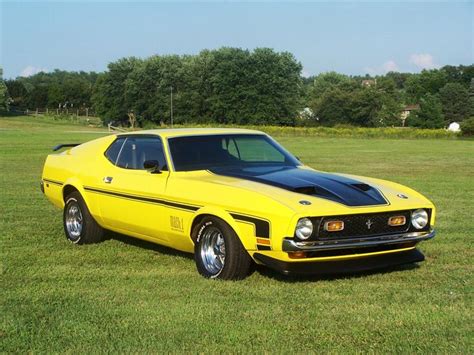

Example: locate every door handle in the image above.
[103,176,113,184]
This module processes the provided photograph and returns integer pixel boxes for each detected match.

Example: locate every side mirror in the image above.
[143,160,161,174]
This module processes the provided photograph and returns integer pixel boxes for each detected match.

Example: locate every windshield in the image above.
[168,134,300,171]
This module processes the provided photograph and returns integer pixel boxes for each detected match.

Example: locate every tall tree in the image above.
[92,57,143,124]
[0,68,11,111]
[308,72,356,121]
[405,69,448,102]
[350,87,384,127]
[314,88,352,126]
[409,94,444,128]
[5,80,28,109]
[439,83,470,123]
[469,78,474,117]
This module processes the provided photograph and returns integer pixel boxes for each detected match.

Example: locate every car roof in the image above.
[117,127,266,139]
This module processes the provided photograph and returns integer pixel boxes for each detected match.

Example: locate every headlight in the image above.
[411,209,428,229]
[295,218,313,240]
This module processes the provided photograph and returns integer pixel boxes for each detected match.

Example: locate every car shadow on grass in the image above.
[105,231,194,260]
[104,230,421,282]
[254,262,421,283]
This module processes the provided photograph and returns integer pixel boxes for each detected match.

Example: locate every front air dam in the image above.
[253,248,425,276]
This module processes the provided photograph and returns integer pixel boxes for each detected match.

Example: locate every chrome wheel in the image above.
[199,226,226,275]
[65,200,83,240]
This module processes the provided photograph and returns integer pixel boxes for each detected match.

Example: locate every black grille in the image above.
[303,210,431,241]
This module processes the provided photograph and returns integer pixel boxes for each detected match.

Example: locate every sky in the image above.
[1,1,473,79]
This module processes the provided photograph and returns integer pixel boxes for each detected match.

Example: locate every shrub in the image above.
[460,117,474,136]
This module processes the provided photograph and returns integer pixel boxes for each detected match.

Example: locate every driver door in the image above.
[97,135,170,242]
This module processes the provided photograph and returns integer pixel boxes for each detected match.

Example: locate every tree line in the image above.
[1,48,473,128]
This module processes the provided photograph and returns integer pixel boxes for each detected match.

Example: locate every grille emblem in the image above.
[366,219,374,229]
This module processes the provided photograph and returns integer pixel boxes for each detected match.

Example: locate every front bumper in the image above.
[254,248,425,275]
[282,229,435,252]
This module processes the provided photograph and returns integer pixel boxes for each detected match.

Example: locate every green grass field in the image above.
[1,116,473,352]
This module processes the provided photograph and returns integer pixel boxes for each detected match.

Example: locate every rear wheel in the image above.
[194,217,252,280]
[63,191,103,244]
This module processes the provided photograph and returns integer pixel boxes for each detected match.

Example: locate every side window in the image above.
[105,137,126,165]
[116,137,167,170]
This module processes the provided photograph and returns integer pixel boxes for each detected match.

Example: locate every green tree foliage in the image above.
[469,78,474,117]
[314,88,352,126]
[409,94,444,128]
[384,72,412,90]
[439,83,470,123]
[377,95,404,127]
[460,117,474,136]
[442,65,474,86]
[5,70,97,110]
[310,71,354,98]
[3,52,473,129]
[405,69,448,103]
[350,87,384,127]
[0,68,10,111]
[94,48,302,126]
[5,79,28,109]
[92,57,143,123]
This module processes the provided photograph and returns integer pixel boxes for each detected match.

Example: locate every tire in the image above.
[63,191,104,244]
[194,216,252,280]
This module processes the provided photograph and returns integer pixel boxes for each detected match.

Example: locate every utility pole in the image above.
[170,86,173,127]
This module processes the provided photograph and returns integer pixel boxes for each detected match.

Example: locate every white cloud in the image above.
[301,68,311,78]
[409,53,439,70]
[364,60,399,75]
[20,65,48,77]
[382,60,399,72]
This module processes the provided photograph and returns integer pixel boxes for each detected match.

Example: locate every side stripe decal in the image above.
[229,212,270,239]
[43,178,63,186]
[83,186,200,212]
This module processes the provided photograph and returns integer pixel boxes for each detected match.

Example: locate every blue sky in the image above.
[1,1,473,79]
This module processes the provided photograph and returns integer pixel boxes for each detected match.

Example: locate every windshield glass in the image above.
[168,134,300,171]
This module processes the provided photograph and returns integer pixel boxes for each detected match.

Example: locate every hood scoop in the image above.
[351,183,372,192]
[210,166,388,207]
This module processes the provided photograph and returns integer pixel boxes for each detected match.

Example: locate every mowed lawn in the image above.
[1,116,473,353]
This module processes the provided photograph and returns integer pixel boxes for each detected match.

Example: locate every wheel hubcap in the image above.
[200,226,226,275]
[66,201,83,239]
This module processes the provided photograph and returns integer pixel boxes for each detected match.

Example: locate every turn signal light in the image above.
[388,215,406,226]
[324,220,344,232]
[256,238,271,245]
[288,251,307,259]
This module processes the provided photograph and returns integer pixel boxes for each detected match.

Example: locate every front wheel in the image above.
[63,191,104,244]
[194,217,252,280]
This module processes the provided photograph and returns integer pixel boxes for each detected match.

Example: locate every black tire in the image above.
[193,216,252,280]
[63,191,104,244]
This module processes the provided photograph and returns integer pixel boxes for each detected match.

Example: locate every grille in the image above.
[311,210,420,240]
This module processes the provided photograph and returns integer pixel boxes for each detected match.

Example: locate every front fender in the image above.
[189,206,256,251]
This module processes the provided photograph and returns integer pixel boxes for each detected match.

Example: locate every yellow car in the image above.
[42,128,435,279]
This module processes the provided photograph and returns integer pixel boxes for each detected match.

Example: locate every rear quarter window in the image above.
[105,137,126,164]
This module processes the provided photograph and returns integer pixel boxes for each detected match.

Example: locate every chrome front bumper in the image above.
[282,230,436,252]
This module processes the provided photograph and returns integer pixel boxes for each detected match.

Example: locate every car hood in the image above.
[209,166,388,207]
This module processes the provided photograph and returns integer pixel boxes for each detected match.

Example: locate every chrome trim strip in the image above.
[282,230,436,252]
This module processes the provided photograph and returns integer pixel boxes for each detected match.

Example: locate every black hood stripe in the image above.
[210,167,389,207]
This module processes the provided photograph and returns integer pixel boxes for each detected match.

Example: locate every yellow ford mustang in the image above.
[42,128,435,279]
